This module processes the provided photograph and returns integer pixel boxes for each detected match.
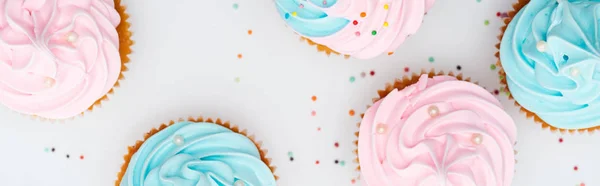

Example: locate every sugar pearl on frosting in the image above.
[471,133,483,145]
[66,32,78,43]
[570,67,580,77]
[173,135,185,146]
[44,77,55,87]
[427,105,440,117]
[234,180,245,186]
[536,41,547,52]
[376,123,387,134]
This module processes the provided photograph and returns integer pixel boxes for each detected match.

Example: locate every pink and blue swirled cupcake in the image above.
[275,0,434,59]
[497,0,600,132]
[0,0,133,120]
[356,71,517,185]
[116,117,277,186]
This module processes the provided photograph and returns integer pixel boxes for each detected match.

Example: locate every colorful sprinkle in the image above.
[233,3,239,9]
[247,30,253,35]
[349,76,356,83]
[387,52,394,56]
[334,142,339,148]
[574,166,579,171]
[428,57,435,63]
[360,12,366,17]
[355,31,361,36]
[360,72,366,78]
[370,70,375,76]
[404,67,410,72]
[484,20,490,26]
[559,138,564,143]
[490,64,497,70]
[456,65,462,71]
[340,160,346,166]
[288,151,294,157]
[383,4,389,10]
[80,155,84,160]
[311,110,316,116]
[291,12,298,17]
[349,109,355,116]
[371,30,377,35]
[353,20,358,25]
[234,77,240,83]
[334,159,339,164]
[311,95,317,102]
[237,54,243,59]
[44,148,49,153]
[316,160,320,164]
[383,22,389,27]
[66,154,70,159]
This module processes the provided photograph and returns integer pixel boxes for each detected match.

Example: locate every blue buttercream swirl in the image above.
[500,0,600,129]
[274,0,349,37]
[120,122,276,186]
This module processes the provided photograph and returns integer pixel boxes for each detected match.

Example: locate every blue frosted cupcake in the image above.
[497,0,600,133]
[115,117,277,186]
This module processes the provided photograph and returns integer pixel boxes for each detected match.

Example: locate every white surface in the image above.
[1,0,599,185]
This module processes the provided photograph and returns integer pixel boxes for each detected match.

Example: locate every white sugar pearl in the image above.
[376,123,387,134]
[428,105,440,117]
[173,135,184,146]
[570,68,580,77]
[536,41,547,52]
[66,32,78,43]
[234,180,245,186]
[471,133,483,145]
[44,77,55,87]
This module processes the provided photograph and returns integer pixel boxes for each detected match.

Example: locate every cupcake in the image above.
[355,70,517,185]
[497,0,600,132]
[116,117,277,186]
[0,0,133,119]
[274,0,435,59]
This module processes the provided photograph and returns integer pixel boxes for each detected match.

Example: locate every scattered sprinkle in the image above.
[493,89,499,95]
[428,57,435,63]
[360,72,366,78]
[51,147,55,152]
[80,155,84,160]
[334,142,339,148]
[311,95,317,102]
[44,148,49,153]
[349,109,355,116]
[233,3,239,9]
[490,64,497,70]
[66,154,70,159]
[237,54,243,59]
[334,159,339,164]
[484,20,490,26]
[340,160,346,166]
[574,166,579,171]
[349,76,356,83]
[360,12,366,17]
[456,65,462,71]
[559,138,564,143]
[247,30,253,35]
[370,70,375,76]
[317,127,321,131]
[404,67,410,72]
[387,52,394,56]
[316,160,320,164]
[234,77,240,83]
[288,151,294,157]
[311,110,316,116]
[289,157,294,161]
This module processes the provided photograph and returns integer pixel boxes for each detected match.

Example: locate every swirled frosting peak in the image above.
[358,75,517,186]
[500,0,600,129]
[120,121,277,186]
[275,0,435,59]
[0,0,122,119]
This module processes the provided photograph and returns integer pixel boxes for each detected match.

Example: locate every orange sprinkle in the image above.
[247,30,253,35]
[387,52,394,56]
[349,109,355,116]
[311,95,317,102]
[237,54,243,59]
[360,12,366,17]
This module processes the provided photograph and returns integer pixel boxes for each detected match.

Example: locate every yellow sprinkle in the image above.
[292,12,297,17]
[383,22,389,27]
[384,4,389,10]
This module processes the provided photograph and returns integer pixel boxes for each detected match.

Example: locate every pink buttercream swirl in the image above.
[0,0,122,119]
[359,75,517,186]
[311,0,435,59]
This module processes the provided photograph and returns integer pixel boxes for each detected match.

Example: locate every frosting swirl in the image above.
[120,122,276,186]
[0,0,122,119]
[500,0,600,129]
[275,0,434,59]
[358,75,517,186]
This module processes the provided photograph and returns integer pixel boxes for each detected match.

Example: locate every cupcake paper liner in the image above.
[299,37,351,59]
[495,0,596,134]
[353,69,475,172]
[115,117,278,186]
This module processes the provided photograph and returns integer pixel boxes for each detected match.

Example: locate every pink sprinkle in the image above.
[311,110,316,116]
[355,32,361,36]
[322,0,327,5]
[299,4,304,8]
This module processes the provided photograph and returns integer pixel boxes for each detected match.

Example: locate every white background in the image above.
[1,0,599,185]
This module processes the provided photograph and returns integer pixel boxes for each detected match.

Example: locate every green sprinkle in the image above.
[484,20,490,26]
[234,77,240,83]
[340,160,346,166]
[287,151,293,157]
[233,3,239,9]
[371,30,377,35]
[428,57,435,63]
[349,76,356,83]
[490,64,497,70]
[44,148,49,153]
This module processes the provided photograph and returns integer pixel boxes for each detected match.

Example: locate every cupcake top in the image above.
[120,121,277,186]
[358,75,517,186]
[0,0,122,119]
[500,0,600,129]
[275,0,434,59]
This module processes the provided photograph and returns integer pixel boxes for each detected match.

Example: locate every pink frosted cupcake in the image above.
[0,0,133,120]
[356,70,517,185]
